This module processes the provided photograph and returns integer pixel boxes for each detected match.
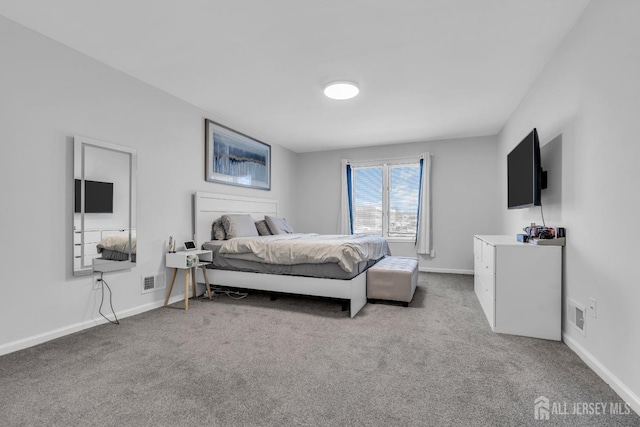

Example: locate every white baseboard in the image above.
[563,332,640,416]
[419,267,473,275]
[0,295,187,357]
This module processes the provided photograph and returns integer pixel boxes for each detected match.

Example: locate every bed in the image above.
[97,235,136,262]
[193,192,389,317]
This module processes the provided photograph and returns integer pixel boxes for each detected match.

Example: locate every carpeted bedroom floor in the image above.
[0,273,637,426]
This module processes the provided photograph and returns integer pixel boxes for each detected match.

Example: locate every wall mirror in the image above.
[73,135,137,276]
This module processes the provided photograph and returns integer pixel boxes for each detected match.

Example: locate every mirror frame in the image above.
[73,135,137,276]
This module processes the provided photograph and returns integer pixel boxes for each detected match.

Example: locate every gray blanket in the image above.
[219,233,390,273]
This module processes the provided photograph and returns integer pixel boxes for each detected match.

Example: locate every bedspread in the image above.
[97,235,136,254]
[218,233,390,273]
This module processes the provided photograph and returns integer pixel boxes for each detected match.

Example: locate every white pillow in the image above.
[221,214,259,239]
[265,216,294,235]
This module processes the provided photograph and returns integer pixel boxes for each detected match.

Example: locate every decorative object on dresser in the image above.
[529,237,566,246]
[165,250,213,310]
[473,235,562,340]
[204,119,271,190]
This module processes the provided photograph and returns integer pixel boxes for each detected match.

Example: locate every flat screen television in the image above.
[75,179,114,213]
[507,128,547,209]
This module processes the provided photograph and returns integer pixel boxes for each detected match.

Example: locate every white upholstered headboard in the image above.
[193,192,279,247]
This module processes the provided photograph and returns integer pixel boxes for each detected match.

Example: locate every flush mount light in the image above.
[323,81,359,100]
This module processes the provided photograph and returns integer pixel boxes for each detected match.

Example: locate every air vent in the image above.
[568,298,586,336]
[141,273,166,294]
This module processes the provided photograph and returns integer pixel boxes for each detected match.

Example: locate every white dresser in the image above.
[474,235,562,341]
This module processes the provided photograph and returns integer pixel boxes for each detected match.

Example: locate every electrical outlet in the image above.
[589,297,597,319]
[94,277,102,290]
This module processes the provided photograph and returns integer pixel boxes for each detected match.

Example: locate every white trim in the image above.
[347,155,423,167]
[563,332,640,416]
[0,297,184,357]
[350,161,422,239]
[419,267,473,275]
[386,237,416,243]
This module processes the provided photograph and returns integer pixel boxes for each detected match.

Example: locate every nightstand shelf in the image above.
[164,250,213,310]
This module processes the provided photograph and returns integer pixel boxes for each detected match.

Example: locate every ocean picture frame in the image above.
[205,120,271,190]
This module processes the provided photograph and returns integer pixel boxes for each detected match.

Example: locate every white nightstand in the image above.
[164,250,213,310]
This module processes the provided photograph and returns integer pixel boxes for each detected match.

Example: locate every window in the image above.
[351,162,421,239]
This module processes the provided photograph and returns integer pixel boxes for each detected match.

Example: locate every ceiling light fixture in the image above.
[323,81,359,100]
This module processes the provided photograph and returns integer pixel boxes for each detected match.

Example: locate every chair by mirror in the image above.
[73,135,137,276]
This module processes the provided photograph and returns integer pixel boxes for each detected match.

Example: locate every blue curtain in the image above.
[415,158,424,244]
[346,163,354,234]
[415,153,432,256]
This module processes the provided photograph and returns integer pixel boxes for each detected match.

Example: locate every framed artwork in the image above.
[205,119,271,190]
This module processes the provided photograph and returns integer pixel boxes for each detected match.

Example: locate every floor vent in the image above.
[568,298,586,336]
[141,273,166,294]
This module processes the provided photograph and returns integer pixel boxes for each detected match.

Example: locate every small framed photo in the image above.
[205,119,271,190]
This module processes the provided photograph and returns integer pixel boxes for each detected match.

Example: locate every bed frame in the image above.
[193,191,367,317]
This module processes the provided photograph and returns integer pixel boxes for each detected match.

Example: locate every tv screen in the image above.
[75,179,114,213]
[507,129,545,209]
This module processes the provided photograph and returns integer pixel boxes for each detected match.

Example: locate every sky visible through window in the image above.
[353,163,421,237]
[354,165,420,212]
[390,165,420,213]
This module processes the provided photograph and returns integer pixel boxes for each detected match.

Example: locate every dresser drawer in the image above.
[482,241,495,275]
[480,271,495,300]
[475,276,495,328]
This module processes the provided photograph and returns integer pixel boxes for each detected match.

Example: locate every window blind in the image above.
[352,167,383,235]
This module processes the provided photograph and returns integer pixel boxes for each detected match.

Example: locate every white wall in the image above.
[294,136,500,273]
[497,0,640,412]
[0,16,296,353]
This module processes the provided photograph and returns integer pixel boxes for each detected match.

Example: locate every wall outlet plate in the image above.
[589,297,597,318]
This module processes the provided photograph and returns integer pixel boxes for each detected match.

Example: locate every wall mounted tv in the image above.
[507,128,547,209]
[74,179,114,213]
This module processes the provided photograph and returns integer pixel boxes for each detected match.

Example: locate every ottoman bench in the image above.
[367,256,419,307]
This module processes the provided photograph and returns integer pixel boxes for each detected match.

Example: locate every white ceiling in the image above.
[0,0,590,153]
